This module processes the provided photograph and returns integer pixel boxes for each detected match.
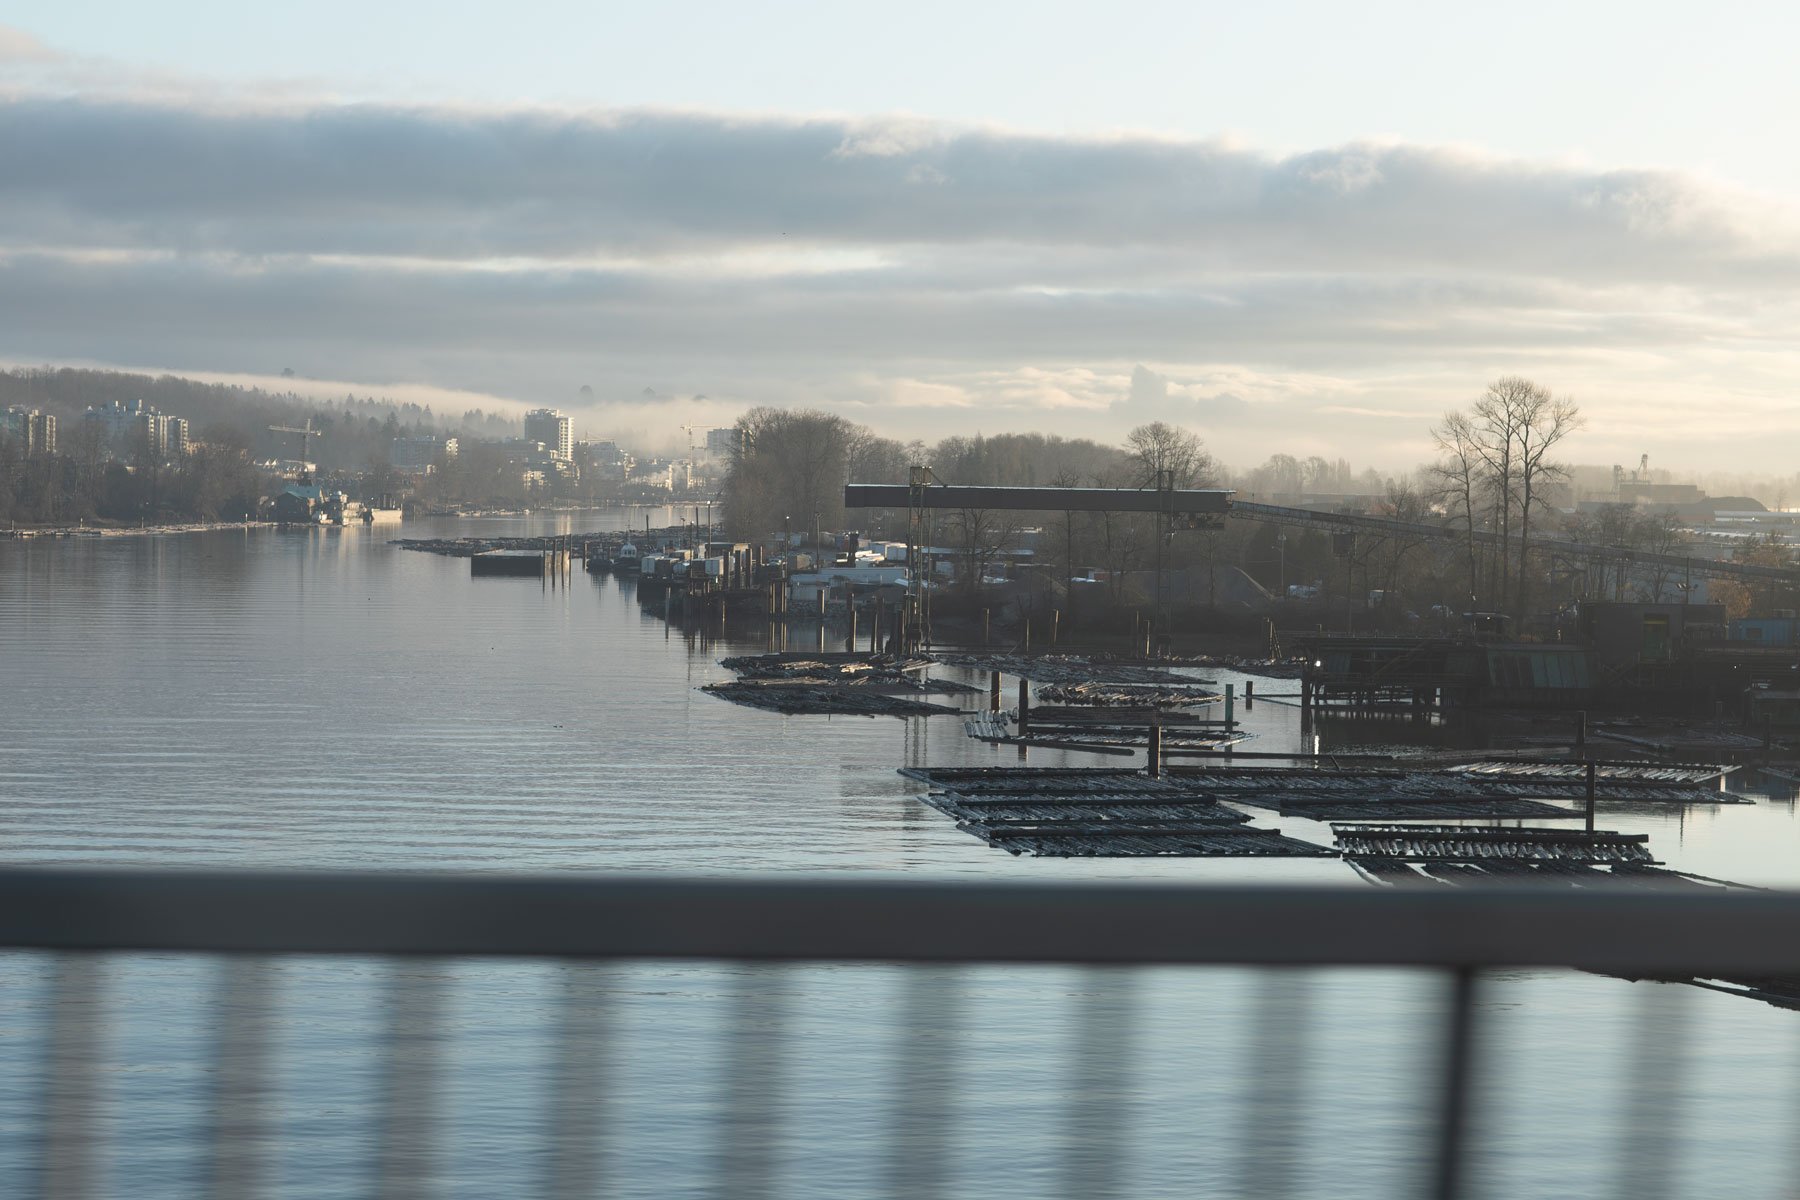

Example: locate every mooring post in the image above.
[1245,679,1254,706]
[1585,761,1597,833]
[1147,721,1163,777]
[1225,683,1235,728]
[990,670,1002,713]
[1143,622,1152,658]
[1018,680,1031,737]
[847,604,858,654]
[872,597,884,654]
[1052,609,1060,647]
[1575,710,1587,755]
[983,608,991,645]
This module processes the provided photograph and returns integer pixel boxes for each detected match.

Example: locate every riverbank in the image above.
[1,520,274,539]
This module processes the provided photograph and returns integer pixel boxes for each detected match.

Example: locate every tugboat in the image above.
[585,539,641,574]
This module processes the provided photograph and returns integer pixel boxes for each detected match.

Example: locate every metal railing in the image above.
[6,868,1800,1199]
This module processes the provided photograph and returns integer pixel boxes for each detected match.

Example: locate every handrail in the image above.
[4,868,1799,973]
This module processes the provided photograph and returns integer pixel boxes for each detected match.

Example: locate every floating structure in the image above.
[1168,763,1743,808]
[900,767,1331,858]
[705,653,977,718]
[1334,824,1656,865]
[930,654,1202,686]
[470,549,561,577]
[1035,682,1222,707]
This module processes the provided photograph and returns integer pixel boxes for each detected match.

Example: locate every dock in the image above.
[470,549,563,577]
[900,767,1332,858]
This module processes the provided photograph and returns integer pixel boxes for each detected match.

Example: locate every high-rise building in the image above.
[3,407,56,456]
[391,434,457,473]
[706,427,740,460]
[523,409,574,461]
[84,399,190,459]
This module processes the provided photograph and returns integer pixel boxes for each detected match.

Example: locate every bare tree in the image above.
[1433,377,1580,620]
[1125,422,1215,489]
[1507,384,1582,617]
[1431,410,1484,607]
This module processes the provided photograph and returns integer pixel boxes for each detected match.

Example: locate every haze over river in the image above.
[3,515,1799,1198]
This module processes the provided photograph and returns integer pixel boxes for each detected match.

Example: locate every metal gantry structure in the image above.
[848,477,1237,652]
[845,481,1800,598]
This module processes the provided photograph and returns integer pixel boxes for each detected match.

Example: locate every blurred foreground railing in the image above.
[7,869,1800,1199]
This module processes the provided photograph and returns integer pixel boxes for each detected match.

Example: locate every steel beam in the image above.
[845,483,1233,515]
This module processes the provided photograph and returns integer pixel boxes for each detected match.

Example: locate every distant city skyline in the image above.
[4,7,1800,471]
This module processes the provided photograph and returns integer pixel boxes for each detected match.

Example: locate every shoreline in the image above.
[1,521,276,540]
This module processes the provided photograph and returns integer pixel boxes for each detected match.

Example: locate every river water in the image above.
[2,515,1798,1198]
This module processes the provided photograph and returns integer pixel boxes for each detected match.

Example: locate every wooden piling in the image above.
[1018,680,1031,737]
[1052,609,1060,647]
[847,605,858,654]
[1023,619,1032,655]
[1575,710,1587,754]
[990,670,1002,713]
[872,597,884,654]
[1147,722,1163,778]
[1585,761,1597,833]
[1225,684,1235,727]
[983,608,991,645]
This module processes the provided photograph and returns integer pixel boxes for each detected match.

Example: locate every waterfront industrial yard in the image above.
[7,514,1800,1198]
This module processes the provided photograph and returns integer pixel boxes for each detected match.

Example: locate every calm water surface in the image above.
[2,518,1799,1198]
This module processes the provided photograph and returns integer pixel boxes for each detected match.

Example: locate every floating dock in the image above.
[705,653,977,718]
[900,767,1331,858]
[470,549,557,577]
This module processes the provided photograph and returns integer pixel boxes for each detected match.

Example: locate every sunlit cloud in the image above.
[2,78,1799,468]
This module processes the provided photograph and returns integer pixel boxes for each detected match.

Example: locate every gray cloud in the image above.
[0,98,1794,284]
[2,88,1799,468]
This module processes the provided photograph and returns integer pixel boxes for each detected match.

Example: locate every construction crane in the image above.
[680,422,700,459]
[268,420,320,484]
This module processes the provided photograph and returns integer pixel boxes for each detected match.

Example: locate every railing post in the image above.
[1430,968,1480,1200]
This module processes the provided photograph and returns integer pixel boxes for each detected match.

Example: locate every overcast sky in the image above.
[4,3,1799,469]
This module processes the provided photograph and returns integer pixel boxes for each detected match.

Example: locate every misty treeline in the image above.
[0,368,518,473]
[723,407,1237,609]
[0,367,536,522]
[721,407,1220,536]
[0,421,263,525]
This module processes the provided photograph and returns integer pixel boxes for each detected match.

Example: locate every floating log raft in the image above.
[704,681,960,717]
[904,767,1188,794]
[721,652,937,679]
[1035,683,1222,707]
[1334,824,1656,865]
[705,652,974,717]
[963,708,1250,754]
[1269,795,1577,821]
[1170,763,1747,806]
[1593,726,1769,755]
[1443,761,1736,786]
[930,654,1201,686]
[900,767,1331,858]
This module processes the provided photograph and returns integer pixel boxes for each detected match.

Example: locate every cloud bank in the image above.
[2,73,1797,467]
